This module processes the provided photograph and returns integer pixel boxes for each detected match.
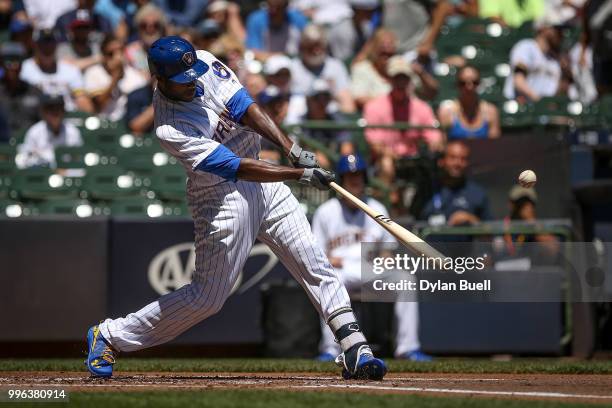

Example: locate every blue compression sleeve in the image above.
[195,144,241,182]
[225,88,255,122]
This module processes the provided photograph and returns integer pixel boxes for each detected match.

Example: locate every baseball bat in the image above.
[328,182,445,260]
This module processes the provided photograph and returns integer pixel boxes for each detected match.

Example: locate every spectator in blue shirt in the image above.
[246,0,308,59]
[152,0,209,28]
[421,140,491,226]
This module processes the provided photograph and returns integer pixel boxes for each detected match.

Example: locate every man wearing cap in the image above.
[364,55,442,187]
[503,15,566,102]
[290,24,356,113]
[205,0,246,44]
[286,79,354,168]
[85,36,387,382]
[20,29,94,112]
[55,0,113,43]
[312,153,432,361]
[0,42,42,141]
[17,93,82,168]
[56,9,105,72]
[257,84,291,163]
[263,54,292,93]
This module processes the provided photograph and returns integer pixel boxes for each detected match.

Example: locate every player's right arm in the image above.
[156,123,334,189]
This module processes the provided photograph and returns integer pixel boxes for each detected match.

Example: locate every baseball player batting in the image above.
[85,36,387,381]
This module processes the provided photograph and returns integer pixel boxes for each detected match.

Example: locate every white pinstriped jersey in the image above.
[153,50,260,194]
[312,197,394,266]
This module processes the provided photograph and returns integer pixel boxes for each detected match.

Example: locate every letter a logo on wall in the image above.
[148,242,196,295]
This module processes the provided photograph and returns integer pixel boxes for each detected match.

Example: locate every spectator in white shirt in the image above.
[503,15,565,102]
[290,24,356,113]
[17,93,82,169]
[84,34,147,121]
[20,29,94,112]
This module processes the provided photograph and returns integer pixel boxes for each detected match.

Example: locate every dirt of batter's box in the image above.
[2,371,612,404]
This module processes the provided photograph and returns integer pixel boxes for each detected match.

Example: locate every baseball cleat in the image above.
[398,349,433,362]
[335,344,387,380]
[85,325,116,378]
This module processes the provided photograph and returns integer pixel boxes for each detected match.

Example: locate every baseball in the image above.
[518,170,537,188]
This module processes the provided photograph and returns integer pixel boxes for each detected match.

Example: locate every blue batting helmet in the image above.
[147,36,209,84]
[336,154,367,176]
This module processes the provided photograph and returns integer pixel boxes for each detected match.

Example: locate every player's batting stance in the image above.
[85,36,387,381]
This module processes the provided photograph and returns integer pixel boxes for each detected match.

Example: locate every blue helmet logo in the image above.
[148,36,209,84]
[182,51,195,66]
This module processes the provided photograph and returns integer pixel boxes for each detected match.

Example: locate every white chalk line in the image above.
[0,376,504,382]
[3,376,612,400]
[295,384,612,400]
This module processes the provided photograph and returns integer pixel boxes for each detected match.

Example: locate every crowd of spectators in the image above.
[1,0,611,222]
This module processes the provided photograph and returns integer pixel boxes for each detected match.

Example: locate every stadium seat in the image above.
[37,198,105,217]
[0,144,16,176]
[151,165,187,201]
[500,100,535,128]
[115,145,173,176]
[531,96,572,125]
[81,128,122,154]
[109,196,165,217]
[11,168,80,200]
[0,199,26,218]
[55,146,104,169]
[82,166,143,200]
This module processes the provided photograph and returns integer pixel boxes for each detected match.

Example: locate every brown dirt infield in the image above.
[2,371,612,404]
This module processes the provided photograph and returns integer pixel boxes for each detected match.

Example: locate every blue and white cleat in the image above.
[335,344,387,380]
[85,325,116,378]
[398,349,433,362]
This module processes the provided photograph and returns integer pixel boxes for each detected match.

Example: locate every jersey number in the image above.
[212,61,230,79]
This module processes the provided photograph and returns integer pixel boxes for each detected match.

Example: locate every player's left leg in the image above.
[318,266,362,360]
[257,182,387,380]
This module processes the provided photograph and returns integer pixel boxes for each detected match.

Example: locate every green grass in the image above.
[1,358,612,374]
[8,390,604,408]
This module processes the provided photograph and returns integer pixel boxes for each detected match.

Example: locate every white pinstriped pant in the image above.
[99,181,351,352]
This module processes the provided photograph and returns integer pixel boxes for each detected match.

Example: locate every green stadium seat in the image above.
[37,198,106,217]
[0,199,27,218]
[0,144,17,175]
[11,168,80,200]
[530,96,572,125]
[82,166,143,200]
[55,146,104,169]
[8,127,28,147]
[151,165,187,201]
[81,128,122,154]
[599,96,612,126]
[500,100,534,127]
[109,196,164,217]
[115,145,173,176]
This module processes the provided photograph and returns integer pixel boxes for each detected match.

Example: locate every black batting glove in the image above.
[289,143,318,168]
[299,168,335,190]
